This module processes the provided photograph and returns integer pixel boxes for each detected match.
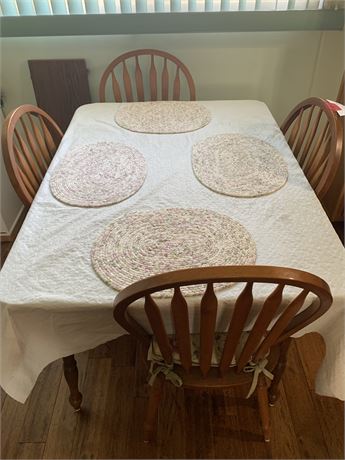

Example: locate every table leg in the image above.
[63,355,83,411]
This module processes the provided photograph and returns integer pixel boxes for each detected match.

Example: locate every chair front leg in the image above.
[144,373,165,443]
[257,374,271,443]
[268,338,291,406]
[63,355,83,411]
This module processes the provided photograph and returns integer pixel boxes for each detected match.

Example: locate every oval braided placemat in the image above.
[91,208,256,297]
[115,101,211,134]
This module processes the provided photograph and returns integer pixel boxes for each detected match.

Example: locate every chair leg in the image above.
[268,338,291,406]
[257,374,271,443]
[144,373,165,443]
[63,355,83,411]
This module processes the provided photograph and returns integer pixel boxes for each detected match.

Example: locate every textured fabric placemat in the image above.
[115,101,211,134]
[91,208,256,297]
[192,134,288,197]
[50,142,147,207]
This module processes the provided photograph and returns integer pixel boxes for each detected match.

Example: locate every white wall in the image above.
[0,30,343,232]
[1,31,344,122]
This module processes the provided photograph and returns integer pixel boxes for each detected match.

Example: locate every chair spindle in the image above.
[161,57,169,100]
[171,287,192,371]
[149,55,158,101]
[123,61,133,102]
[199,283,218,376]
[144,294,173,364]
[237,284,284,371]
[111,71,122,102]
[254,289,309,361]
[27,114,51,171]
[219,281,253,376]
[14,132,41,187]
[135,56,145,102]
[173,67,180,100]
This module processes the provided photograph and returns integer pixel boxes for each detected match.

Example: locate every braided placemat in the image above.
[50,142,147,207]
[91,208,256,297]
[115,101,211,134]
[192,134,288,197]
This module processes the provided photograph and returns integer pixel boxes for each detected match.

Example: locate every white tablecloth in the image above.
[1,101,344,403]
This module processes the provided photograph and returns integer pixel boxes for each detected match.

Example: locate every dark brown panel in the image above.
[28,59,91,131]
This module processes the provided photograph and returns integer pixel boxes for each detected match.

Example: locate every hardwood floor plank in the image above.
[89,335,136,366]
[296,333,344,459]
[135,341,150,398]
[282,340,330,459]
[43,352,89,459]
[71,359,136,459]
[184,389,216,458]
[313,394,344,459]
[127,396,158,459]
[70,357,113,459]
[295,333,325,390]
[20,359,62,442]
[269,383,302,459]
[1,394,30,459]
[16,442,45,459]
[213,390,246,459]
[233,386,271,459]
[157,385,186,458]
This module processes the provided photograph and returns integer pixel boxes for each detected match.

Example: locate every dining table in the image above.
[0,99,344,405]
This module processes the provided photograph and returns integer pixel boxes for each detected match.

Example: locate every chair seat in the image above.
[148,332,249,367]
[148,332,281,390]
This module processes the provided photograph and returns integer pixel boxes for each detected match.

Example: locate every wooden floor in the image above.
[1,229,345,459]
[1,333,344,459]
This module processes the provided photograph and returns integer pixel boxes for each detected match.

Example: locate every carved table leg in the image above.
[268,338,291,406]
[63,355,83,411]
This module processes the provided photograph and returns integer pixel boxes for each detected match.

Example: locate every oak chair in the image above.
[99,49,196,102]
[331,73,345,222]
[280,97,343,201]
[2,104,63,207]
[113,265,332,443]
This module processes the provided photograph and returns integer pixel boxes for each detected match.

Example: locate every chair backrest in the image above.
[114,266,332,377]
[99,49,196,102]
[280,97,343,200]
[2,104,63,207]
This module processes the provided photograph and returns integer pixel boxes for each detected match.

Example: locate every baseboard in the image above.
[0,233,11,242]
[0,206,27,243]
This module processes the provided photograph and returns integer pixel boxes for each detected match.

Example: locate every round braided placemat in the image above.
[192,134,288,197]
[91,208,256,297]
[115,101,211,134]
[50,142,147,207]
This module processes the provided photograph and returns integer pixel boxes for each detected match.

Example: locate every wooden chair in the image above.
[113,265,332,443]
[280,97,343,200]
[2,104,63,207]
[331,73,344,223]
[99,49,196,102]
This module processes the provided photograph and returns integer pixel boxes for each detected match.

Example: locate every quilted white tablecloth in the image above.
[1,101,344,403]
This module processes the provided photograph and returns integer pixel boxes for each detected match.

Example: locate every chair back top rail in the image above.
[99,48,196,102]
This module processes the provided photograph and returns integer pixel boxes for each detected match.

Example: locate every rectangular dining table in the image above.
[1,100,344,404]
